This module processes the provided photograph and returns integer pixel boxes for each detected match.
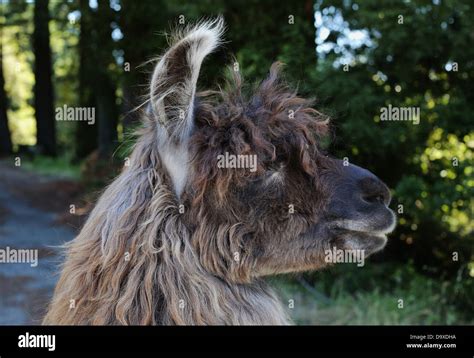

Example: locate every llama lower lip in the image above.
[331,228,388,248]
[343,230,388,252]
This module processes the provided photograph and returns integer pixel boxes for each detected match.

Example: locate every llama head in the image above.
[149,18,396,283]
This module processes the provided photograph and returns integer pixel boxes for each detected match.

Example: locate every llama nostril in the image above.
[359,177,391,206]
[362,194,385,204]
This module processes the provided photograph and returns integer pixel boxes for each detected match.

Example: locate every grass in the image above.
[20,154,81,180]
[271,263,474,325]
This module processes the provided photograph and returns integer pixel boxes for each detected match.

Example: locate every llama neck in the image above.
[160,274,290,325]
[154,212,290,325]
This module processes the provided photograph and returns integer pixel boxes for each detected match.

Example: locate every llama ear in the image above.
[150,17,224,142]
[150,17,224,196]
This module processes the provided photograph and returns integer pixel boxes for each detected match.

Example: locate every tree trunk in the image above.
[0,31,12,156]
[94,0,118,160]
[96,75,118,159]
[33,0,56,156]
[74,0,97,160]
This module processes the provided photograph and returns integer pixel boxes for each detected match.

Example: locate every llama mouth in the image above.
[331,228,388,253]
[328,217,396,236]
[328,216,395,253]
[331,227,388,242]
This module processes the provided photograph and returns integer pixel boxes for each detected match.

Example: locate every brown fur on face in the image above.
[183,62,336,283]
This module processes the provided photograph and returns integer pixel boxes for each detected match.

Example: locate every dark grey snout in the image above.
[351,165,391,207]
[326,161,395,234]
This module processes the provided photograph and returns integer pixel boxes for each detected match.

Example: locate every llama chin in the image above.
[43,17,395,325]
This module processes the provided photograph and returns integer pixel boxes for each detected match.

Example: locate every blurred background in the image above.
[0,0,472,324]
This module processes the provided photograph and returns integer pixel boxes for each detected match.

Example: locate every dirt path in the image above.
[0,161,84,324]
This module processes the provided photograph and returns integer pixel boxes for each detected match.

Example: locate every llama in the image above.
[43,18,396,325]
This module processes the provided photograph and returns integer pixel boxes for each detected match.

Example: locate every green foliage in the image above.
[273,261,474,324]
[21,153,81,179]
